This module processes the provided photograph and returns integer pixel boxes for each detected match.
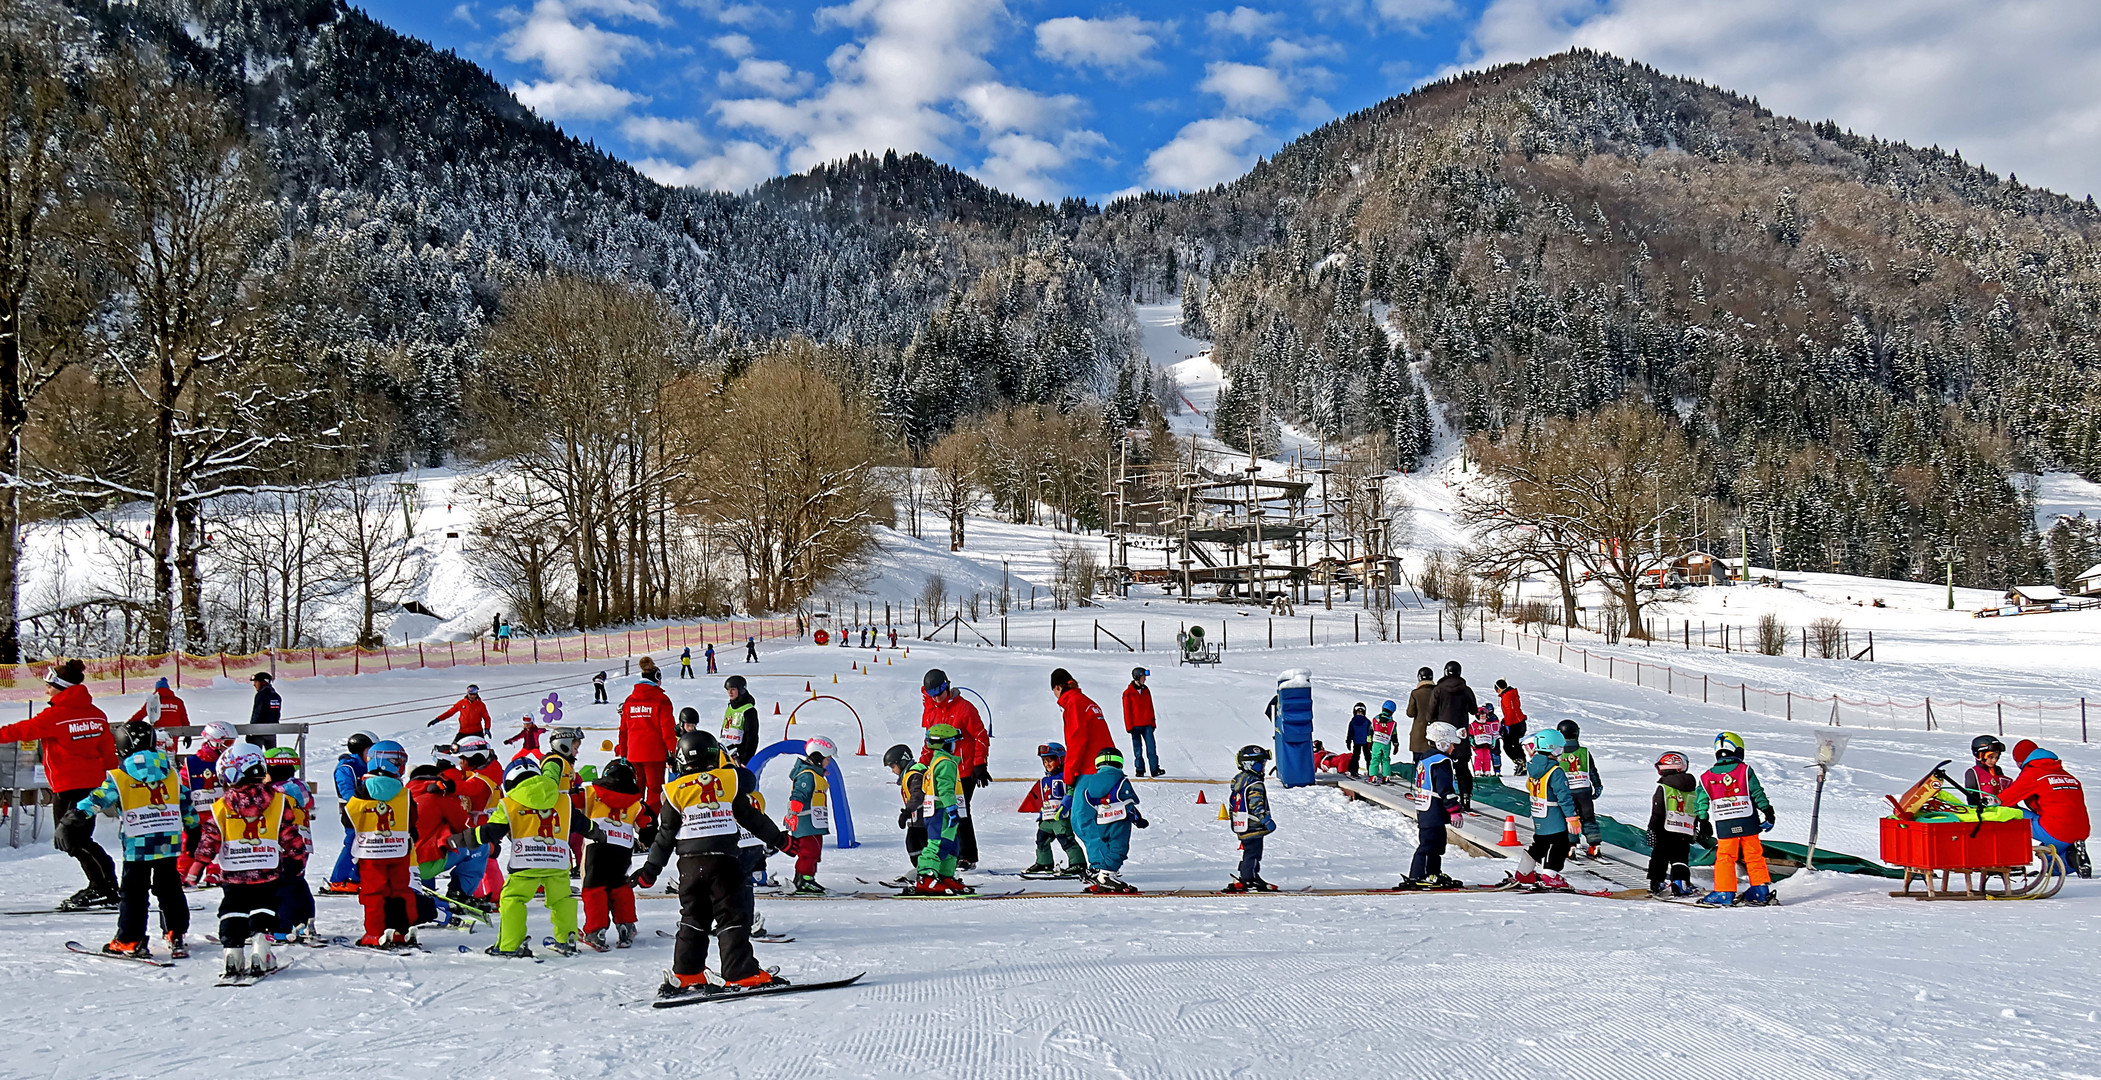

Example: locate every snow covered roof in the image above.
[2007,585,2064,603]
[2078,564,2101,583]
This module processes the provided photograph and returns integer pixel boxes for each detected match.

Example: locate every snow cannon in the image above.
[1271,669,1315,788]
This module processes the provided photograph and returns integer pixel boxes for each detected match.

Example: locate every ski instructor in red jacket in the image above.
[2004,739,2090,871]
[0,659,120,909]
[1055,668,1115,789]
[920,668,990,867]
[617,671,677,813]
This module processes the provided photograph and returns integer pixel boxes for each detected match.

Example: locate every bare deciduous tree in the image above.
[925,426,981,551]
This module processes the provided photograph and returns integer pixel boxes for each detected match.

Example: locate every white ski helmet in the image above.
[456,736,495,765]
[804,736,838,761]
[1426,722,1463,750]
[199,720,238,748]
[217,742,267,785]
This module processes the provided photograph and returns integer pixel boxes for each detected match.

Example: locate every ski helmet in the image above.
[1381,700,1397,714]
[1494,679,1510,692]
[1971,735,2006,756]
[1037,741,1066,761]
[264,746,300,782]
[1477,702,1498,720]
[1655,751,1689,774]
[1426,722,1463,750]
[1532,729,1566,755]
[218,742,267,786]
[1555,719,1581,743]
[1713,731,1745,760]
[345,730,376,759]
[922,668,950,696]
[549,727,584,757]
[924,723,961,754]
[199,720,238,750]
[1444,660,1462,677]
[432,744,458,768]
[502,756,541,790]
[600,757,637,788]
[1094,746,1125,770]
[1519,733,1539,757]
[723,674,746,692]
[882,744,915,770]
[676,706,701,732]
[366,740,408,778]
[465,684,480,696]
[803,735,838,761]
[453,731,493,764]
[1417,667,1433,682]
[1131,667,1149,682]
[1353,702,1368,714]
[672,730,723,775]
[1236,744,1270,770]
[114,719,157,759]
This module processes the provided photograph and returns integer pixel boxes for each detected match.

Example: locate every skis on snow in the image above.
[216,959,297,988]
[63,941,175,968]
[650,972,865,1008]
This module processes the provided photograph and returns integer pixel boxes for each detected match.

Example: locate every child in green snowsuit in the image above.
[1368,701,1399,782]
[476,762,587,956]
[913,724,966,892]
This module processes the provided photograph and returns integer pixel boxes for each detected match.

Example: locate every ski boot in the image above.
[1428,874,1466,890]
[162,932,189,958]
[245,936,277,977]
[1396,877,1436,891]
[792,875,827,896]
[658,970,711,1000]
[102,939,151,960]
[957,860,977,871]
[1647,882,1668,899]
[1023,862,1056,875]
[1503,871,1539,890]
[2074,841,2093,879]
[1670,879,1699,898]
[1086,870,1135,894]
[57,886,118,912]
[615,923,637,949]
[906,874,945,896]
[222,946,247,980]
[1583,843,1601,859]
[579,929,608,952]
[1739,885,1777,906]
[1223,876,1253,893]
[726,969,790,990]
[546,935,580,957]
[320,880,362,896]
[936,876,972,894]
[1057,865,1087,878]
[1696,890,1737,908]
[749,911,767,936]
[1536,873,1572,892]
[485,942,536,959]
[1250,876,1280,892]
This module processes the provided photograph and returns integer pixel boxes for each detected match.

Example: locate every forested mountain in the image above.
[1086,51,2101,586]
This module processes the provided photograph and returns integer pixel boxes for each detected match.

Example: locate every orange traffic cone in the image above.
[852,660,858,672]
[805,680,812,693]
[1195,789,1207,804]
[773,702,781,714]
[1498,815,1522,847]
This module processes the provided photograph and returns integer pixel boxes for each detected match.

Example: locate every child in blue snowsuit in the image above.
[1070,747,1146,892]
[1018,743,1085,875]
[326,733,373,891]
[1226,744,1276,891]
[1402,723,1466,889]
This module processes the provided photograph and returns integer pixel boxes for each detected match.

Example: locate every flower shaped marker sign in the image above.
[539,692,564,727]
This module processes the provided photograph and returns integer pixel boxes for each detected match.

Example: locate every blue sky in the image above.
[361,0,2101,204]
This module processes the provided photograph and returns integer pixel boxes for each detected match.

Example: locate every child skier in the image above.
[446,736,502,903]
[1469,703,1502,778]
[1018,742,1085,876]
[541,726,583,872]
[1965,735,2013,803]
[1345,703,1371,777]
[1071,747,1147,894]
[504,715,543,760]
[78,720,196,959]
[592,670,609,705]
[476,757,588,957]
[1367,702,1399,784]
[1513,729,1579,892]
[187,742,309,979]
[1645,752,1698,898]
[263,747,317,943]
[179,721,237,889]
[408,764,469,896]
[1401,723,1468,890]
[579,758,650,950]
[1225,744,1277,891]
[783,737,837,894]
[345,740,420,948]
[908,725,968,895]
[1692,731,1777,907]
[885,744,929,881]
[321,730,373,895]
[1554,719,1605,857]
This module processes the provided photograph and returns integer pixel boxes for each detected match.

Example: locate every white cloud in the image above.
[709,32,754,57]
[678,0,772,27]
[634,140,782,191]
[976,130,1109,201]
[502,0,647,83]
[1207,7,1280,37]
[1144,115,1267,190]
[622,114,712,156]
[1315,0,1459,28]
[1034,15,1163,72]
[450,3,479,28]
[1200,61,1294,115]
[572,0,671,26]
[958,82,1083,135]
[1459,0,2101,199]
[720,58,814,97]
[513,78,646,119]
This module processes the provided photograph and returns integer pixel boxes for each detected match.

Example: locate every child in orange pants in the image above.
[345,741,421,946]
[1692,731,1776,907]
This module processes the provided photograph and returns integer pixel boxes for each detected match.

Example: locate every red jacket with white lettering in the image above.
[1057,686,1116,788]
[617,680,677,764]
[0,685,115,791]
[1999,753,2090,843]
[127,687,189,728]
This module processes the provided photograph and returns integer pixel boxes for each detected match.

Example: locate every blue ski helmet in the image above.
[1532,729,1566,755]
[1381,700,1397,714]
[366,740,408,778]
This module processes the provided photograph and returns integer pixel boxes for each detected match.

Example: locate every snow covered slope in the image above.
[1,616,2094,1078]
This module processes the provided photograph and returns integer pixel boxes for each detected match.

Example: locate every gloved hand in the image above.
[971,765,993,789]
[1133,813,1150,829]
[1643,829,1657,847]
[1447,808,1465,827]
[426,717,443,727]
[782,814,796,832]
[1760,819,1776,833]
[897,809,911,829]
[629,870,655,890]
